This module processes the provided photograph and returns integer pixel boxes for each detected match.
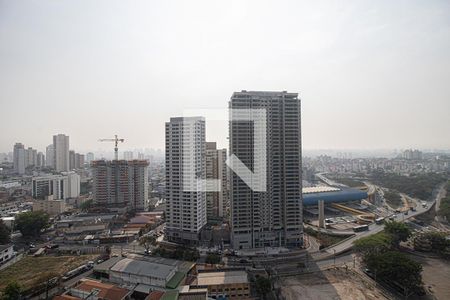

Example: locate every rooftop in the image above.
[302,186,341,194]
[196,271,248,286]
[74,279,129,300]
[111,258,175,280]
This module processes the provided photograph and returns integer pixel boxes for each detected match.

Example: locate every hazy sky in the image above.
[1,0,450,153]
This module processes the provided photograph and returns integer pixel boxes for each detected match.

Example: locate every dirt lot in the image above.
[0,254,97,290]
[279,267,389,300]
[412,256,450,300]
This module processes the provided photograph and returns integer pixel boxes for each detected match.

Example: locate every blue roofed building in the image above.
[302,186,368,206]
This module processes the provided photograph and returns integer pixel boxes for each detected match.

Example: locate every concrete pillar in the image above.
[318,200,325,228]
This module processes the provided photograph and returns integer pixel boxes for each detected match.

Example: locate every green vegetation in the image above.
[336,178,364,188]
[80,181,92,195]
[79,199,93,211]
[366,251,423,298]
[383,190,402,208]
[353,232,392,262]
[0,220,10,244]
[370,171,446,200]
[153,247,200,262]
[14,211,49,238]
[1,282,21,300]
[414,232,450,258]
[327,173,364,187]
[255,276,272,299]
[205,253,221,264]
[438,181,450,221]
[0,255,96,291]
[353,221,422,297]
[304,227,351,249]
[139,235,157,253]
[384,220,411,248]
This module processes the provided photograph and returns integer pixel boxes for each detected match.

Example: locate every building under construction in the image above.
[92,160,149,212]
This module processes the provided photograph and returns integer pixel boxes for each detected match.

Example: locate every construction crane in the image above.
[98,135,124,160]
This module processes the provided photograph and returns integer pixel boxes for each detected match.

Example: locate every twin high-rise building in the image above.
[165,117,207,244]
[13,143,41,174]
[164,91,303,249]
[12,134,84,174]
[91,160,149,211]
[229,91,303,249]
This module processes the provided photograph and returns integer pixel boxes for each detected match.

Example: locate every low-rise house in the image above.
[94,257,196,294]
[32,196,67,216]
[0,244,14,264]
[53,279,130,300]
[192,270,250,299]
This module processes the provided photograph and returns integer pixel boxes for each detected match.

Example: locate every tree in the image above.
[366,251,423,297]
[418,232,450,253]
[1,282,21,300]
[0,220,11,244]
[79,199,93,212]
[139,235,157,253]
[182,249,200,262]
[205,253,221,264]
[384,220,411,248]
[353,232,392,262]
[15,211,49,238]
[255,276,271,299]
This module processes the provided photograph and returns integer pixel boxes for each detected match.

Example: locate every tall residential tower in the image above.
[205,142,229,220]
[165,117,207,244]
[13,143,26,174]
[229,91,303,249]
[91,160,149,211]
[53,134,70,172]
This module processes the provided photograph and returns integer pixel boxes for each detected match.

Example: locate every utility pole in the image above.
[333,249,336,266]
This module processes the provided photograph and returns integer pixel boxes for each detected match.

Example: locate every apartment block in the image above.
[229,90,303,249]
[205,142,229,220]
[165,117,207,244]
[53,134,70,172]
[32,171,80,200]
[91,160,149,211]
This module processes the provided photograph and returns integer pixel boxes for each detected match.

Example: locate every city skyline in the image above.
[1,1,450,152]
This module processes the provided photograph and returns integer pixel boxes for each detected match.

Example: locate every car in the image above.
[404,211,409,215]
[364,268,375,278]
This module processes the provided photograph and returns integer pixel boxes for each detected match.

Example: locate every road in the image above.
[312,177,446,259]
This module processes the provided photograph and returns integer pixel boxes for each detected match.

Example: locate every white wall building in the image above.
[32,171,80,200]
[165,116,207,244]
[0,245,14,264]
[123,151,134,160]
[37,152,45,167]
[13,143,25,175]
[46,144,54,168]
[229,91,303,249]
[53,134,70,172]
